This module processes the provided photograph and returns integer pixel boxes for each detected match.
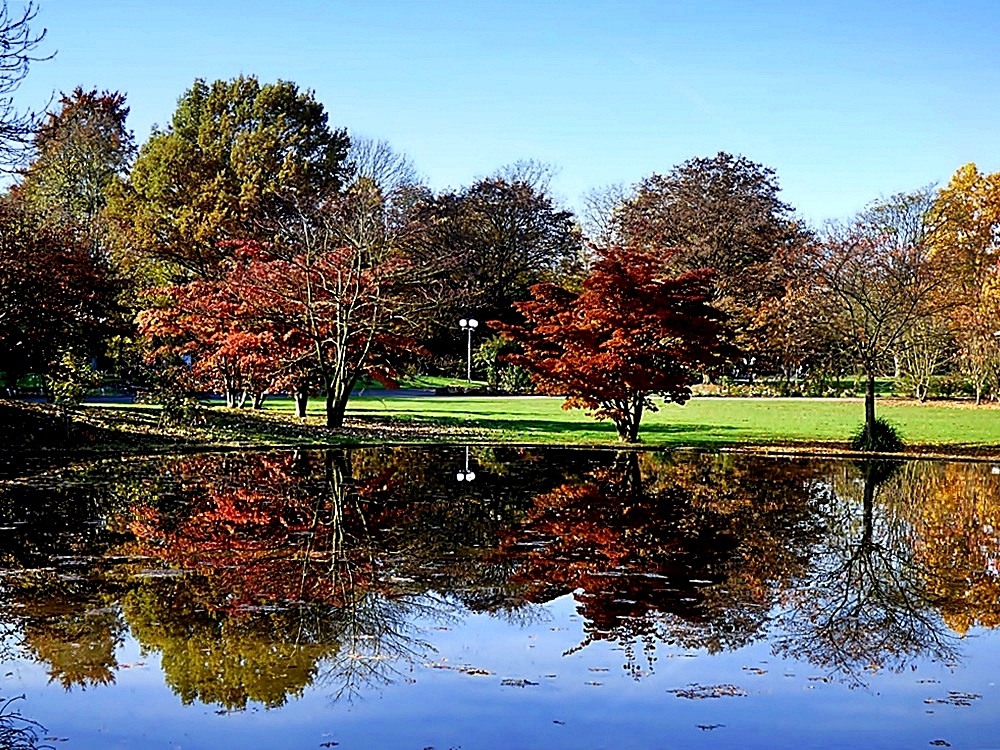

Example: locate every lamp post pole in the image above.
[459,318,478,383]
[456,446,476,482]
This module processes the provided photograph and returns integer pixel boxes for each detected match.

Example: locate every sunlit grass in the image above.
[81,394,1000,453]
[336,395,1000,449]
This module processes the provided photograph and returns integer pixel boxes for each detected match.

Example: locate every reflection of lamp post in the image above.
[459,318,478,383]
[456,446,476,482]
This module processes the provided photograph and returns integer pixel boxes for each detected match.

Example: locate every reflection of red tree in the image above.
[496,454,824,654]
[122,452,394,612]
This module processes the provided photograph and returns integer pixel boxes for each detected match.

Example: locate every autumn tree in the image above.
[0,196,116,390]
[930,163,1000,403]
[615,153,809,362]
[19,88,135,250]
[139,140,444,424]
[110,76,350,282]
[802,190,946,447]
[136,264,293,409]
[0,0,48,169]
[496,243,733,442]
[493,452,825,669]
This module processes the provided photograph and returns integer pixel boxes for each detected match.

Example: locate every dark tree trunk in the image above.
[294,389,309,418]
[251,392,265,409]
[865,369,876,435]
[326,389,343,429]
[325,373,359,429]
[615,394,645,443]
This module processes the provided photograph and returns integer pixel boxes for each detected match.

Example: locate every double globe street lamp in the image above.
[459,317,478,383]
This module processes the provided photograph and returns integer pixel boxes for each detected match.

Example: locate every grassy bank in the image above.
[5,394,1000,461]
[344,395,1000,452]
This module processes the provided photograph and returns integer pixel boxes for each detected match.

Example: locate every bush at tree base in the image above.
[850,417,904,452]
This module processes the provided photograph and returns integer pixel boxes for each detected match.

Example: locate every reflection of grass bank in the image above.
[4,395,1000,459]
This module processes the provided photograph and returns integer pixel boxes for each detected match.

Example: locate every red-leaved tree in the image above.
[495,244,734,442]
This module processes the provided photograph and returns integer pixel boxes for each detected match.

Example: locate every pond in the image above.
[0,447,997,749]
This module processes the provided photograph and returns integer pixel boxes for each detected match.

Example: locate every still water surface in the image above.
[0,447,998,749]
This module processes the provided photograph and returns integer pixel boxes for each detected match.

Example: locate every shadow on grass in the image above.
[353,409,743,445]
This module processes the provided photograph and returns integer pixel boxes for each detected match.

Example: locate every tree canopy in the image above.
[111,76,351,281]
[496,243,733,442]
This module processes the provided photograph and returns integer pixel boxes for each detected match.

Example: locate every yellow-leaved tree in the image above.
[931,163,1000,403]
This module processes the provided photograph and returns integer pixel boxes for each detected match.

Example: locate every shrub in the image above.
[499,364,534,394]
[850,417,904,452]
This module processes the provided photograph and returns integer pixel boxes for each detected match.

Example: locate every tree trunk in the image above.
[325,373,360,429]
[251,392,266,409]
[865,369,877,435]
[615,394,644,443]
[629,396,643,443]
[236,390,249,409]
[294,388,309,418]
[326,389,343,429]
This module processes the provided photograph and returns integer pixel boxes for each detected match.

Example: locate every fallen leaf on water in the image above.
[501,679,538,688]
[668,684,747,699]
[457,666,492,676]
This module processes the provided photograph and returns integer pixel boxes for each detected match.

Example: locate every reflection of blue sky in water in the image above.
[1,448,999,748]
[5,595,1000,750]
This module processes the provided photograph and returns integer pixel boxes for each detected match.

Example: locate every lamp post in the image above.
[456,446,476,482]
[459,317,478,383]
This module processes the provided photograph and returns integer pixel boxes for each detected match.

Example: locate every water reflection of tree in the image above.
[6,447,997,703]
[0,478,130,686]
[893,461,1000,633]
[0,696,52,750]
[495,452,827,672]
[772,460,961,685]
[113,450,444,706]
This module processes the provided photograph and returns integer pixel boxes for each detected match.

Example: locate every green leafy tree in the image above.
[406,171,583,363]
[19,88,134,250]
[111,76,350,282]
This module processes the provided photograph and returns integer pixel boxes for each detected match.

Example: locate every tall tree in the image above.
[616,153,809,368]
[110,76,350,282]
[496,243,732,443]
[0,196,115,389]
[802,190,946,445]
[618,152,807,298]
[405,172,583,365]
[0,0,48,169]
[930,163,1000,403]
[19,88,135,249]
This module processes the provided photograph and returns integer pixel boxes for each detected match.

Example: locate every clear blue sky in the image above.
[11,0,1000,226]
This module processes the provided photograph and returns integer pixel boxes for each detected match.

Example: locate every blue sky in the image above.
[11,0,1000,225]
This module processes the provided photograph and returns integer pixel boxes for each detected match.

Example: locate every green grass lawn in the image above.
[85,393,1000,453]
[335,395,1000,449]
